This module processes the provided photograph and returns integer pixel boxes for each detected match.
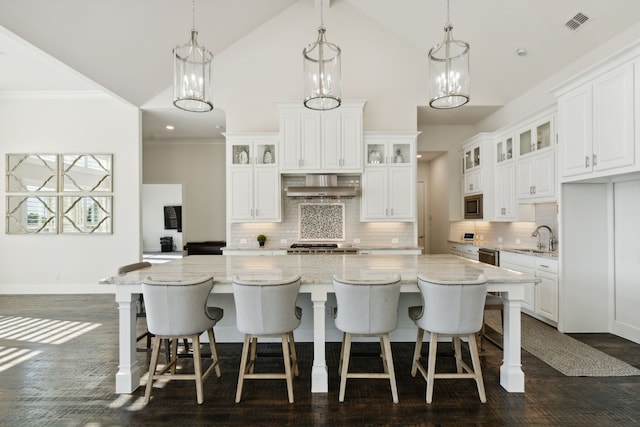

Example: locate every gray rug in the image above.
[485,312,640,377]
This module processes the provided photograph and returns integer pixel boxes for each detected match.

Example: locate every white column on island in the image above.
[310,289,329,392]
[501,288,526,392]
[115,287,141,394]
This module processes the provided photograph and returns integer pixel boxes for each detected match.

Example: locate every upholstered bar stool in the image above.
[333,274,402,403]
[409,274,488,403]
[142,275,223,405]
[232,275,302,403]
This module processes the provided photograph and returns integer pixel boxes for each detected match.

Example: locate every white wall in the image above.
[0,93,141,293]
[142,184,182,252]
[214,0,424,133]
[143,140,226,244]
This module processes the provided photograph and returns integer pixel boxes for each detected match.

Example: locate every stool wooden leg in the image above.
[339,332,352,402]
[192,334,204,404]
[235,334,251,403]
[453,337,463,374]
[288,332,299,377]
[281,333,294,403]
[426,332,438,403]
[468,333,487,403]
[338,331,346,375]
[379,336,388,374]
[382,334,398,403]
[411,328,424,377]
[207,328,221,378]
[249,336,258,374]
[144,336,162,404]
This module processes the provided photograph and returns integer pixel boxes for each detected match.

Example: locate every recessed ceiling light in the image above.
[516,48,528,57]
[416,154,423,158]
[166,125,175,130]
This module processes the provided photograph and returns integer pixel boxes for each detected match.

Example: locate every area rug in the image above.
[484,312,640,377]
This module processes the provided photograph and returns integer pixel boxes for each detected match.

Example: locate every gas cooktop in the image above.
[290,243,338,249]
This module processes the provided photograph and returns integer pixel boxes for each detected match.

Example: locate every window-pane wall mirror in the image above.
[6,154,58,192]
[5,153,113,234]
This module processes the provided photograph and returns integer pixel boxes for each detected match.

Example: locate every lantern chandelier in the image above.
[173,0,213,112]
[428,0,470,109]
[303,0,342,110]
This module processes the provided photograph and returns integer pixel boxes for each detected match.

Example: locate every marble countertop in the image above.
[102,254,538,286]
[448,239,558,259]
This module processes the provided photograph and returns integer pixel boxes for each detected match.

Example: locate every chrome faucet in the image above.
[531,225,556,251]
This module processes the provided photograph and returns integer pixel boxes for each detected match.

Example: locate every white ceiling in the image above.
[2,0,640,140]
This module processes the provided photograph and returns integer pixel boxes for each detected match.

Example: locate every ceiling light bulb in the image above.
[166,125,175,130]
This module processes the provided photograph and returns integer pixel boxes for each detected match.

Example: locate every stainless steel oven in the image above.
[478,247,499,266]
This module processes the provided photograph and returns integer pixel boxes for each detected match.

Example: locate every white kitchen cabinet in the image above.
[494,163,516,220]
[226,133,281,222]
[516,114,554,158]
[463,169,482,195]
[360,132,418,222]
[517,149,555,201]
[499,251,535,313]
[321,110,363,171]
[280,112,321,171]
[556,60,636,181]
[534,258,559,323]
[278,101,365,173]
[495,132,514,165]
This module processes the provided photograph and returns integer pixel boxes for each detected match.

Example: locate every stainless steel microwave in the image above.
[464,194,483,219]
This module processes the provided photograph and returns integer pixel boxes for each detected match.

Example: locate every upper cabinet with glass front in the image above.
[365,140,412,166]
[464,143,481,171]
[517,115,554,158]
[495,132,514,164]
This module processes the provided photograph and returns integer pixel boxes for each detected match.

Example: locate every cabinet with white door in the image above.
[555,54,638,182]
[534,257,559,323]
[517,149,556,201]
[514,112,556,202]
[278,101,365,173]
[360,132,418,222]
[226,133,281,222]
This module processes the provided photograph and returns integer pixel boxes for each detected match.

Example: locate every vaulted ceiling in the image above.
[2,0,640,140]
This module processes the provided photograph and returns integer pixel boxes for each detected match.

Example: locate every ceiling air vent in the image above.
[565,12,590,32]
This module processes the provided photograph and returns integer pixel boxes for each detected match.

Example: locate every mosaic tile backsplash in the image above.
[299,203,345,241]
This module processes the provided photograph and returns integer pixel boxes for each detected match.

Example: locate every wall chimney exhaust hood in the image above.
[285,174,359,198]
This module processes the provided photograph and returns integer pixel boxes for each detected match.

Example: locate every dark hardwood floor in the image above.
[1,294,640,426]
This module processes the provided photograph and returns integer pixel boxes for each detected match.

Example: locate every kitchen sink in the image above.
[512,249,558,257]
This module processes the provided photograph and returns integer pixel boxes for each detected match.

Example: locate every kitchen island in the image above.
[102,254,537,395]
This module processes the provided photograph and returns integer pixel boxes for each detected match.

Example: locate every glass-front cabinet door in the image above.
[230,140,277,166]
[518,116,553,157]
[464,144,481,171]
[496,133,514,164]
[390,142,411,165]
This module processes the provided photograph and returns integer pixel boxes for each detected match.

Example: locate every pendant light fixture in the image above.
[428,0,470,109]
[173,0,213,112]
[303,0,341,110]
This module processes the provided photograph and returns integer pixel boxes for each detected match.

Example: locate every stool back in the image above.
[333,274,402,335]
[232,275,302,335]
[142,276,215,336]
[416,274,488,335]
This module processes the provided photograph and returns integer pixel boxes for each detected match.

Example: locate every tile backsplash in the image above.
[229,175,415,248]
[449,203,559,250]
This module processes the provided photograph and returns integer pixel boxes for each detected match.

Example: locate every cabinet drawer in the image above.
[535,258,558,274]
